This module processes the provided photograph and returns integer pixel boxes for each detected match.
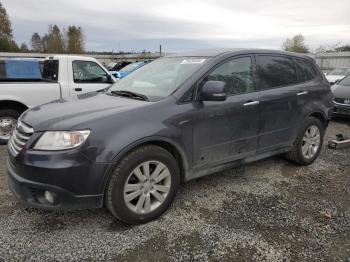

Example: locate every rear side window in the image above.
[295,58,317,83]
[257,55,297,89]
[42,60,59,81]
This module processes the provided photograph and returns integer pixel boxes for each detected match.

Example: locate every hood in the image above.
[326,75,344,83]
[21,92,148,131]
[331,84,350,99]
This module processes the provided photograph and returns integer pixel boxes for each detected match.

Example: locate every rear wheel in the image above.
[0,109,20,145]
[105,145,180,224]
[285,117,324,165]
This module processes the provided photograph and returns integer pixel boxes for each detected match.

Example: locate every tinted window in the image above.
[339,75,350,86]
[73,61,108,83]
[42,60,59,81]
[206,56,254,95]
[295,58,316,83]
[257,55,297,89]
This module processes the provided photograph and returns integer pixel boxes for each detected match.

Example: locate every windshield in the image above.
[108,57,208,99]
[329,68,350,76]
[339,74,350,86]
[120,62,144,72]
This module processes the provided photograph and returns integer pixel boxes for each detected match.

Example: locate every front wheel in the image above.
[0,109,20,145]
[105,145,180,224]
[285,117,324,165]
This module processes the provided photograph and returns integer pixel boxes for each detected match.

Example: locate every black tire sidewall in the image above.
[107,146,180,224]
[0,109,20,145]
[295,117,324,165]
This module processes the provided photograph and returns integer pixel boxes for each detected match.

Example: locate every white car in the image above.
[325,67,350,85]
[0,55,115,144]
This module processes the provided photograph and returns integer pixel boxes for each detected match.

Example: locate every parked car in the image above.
[0,55,115,144]
[7,49,333,224]
[331,74,350,116]
[107,61,132,72]
[325,67,350,85]
[112,61,148,78]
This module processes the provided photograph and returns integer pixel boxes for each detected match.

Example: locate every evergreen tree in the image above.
[0,1,18,51]
[30,32,43,52]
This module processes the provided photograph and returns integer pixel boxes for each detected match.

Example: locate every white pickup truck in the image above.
[0,55,115,144]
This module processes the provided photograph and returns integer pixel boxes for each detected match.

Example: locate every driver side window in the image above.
[207,56,255,95]
[73,60,108,83]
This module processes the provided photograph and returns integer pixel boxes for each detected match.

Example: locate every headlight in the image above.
[34,130,90,150]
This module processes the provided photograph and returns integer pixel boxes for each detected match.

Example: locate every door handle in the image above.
[243,101,260,107]
[75,88,82,92]
[297,91,308,96]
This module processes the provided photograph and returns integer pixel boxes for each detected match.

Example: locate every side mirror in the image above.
[199,81,227,101]
[107,74,114,84]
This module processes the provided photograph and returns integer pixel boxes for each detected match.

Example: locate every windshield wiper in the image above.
[109,90,149,101]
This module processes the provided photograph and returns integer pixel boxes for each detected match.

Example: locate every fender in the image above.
[99,135,190,194]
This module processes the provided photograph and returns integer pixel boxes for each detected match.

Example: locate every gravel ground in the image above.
[0,119,349,261]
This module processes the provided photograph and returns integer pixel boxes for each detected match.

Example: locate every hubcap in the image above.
[0,117,17,140]
[123,160,171,214]
[302,125,321,159]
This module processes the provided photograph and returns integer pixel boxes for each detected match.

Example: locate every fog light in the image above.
[44,191,55,204]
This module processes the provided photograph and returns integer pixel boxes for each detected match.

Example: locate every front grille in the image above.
[8,121,34,157]
[335,98,345,104]
[334,98,350,106]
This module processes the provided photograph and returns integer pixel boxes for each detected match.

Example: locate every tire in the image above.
[285,117,324,165]
[105,145,180,224]
[0,109,20,145]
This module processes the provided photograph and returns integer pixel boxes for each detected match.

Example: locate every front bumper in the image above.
[6,149,109,210]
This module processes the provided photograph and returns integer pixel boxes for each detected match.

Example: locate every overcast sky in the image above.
[2,0,350,52]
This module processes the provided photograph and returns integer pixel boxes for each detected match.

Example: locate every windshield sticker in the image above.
[180,59,206,65]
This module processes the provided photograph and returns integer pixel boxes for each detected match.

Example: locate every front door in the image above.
[193,56,260,168]
[70,60,112,94]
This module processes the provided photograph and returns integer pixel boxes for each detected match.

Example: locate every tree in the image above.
[66,26,85,54]
[0,1,18,52]
[0,1,12,40]
[30,32,43,52]
[20,43,29,52]
[42,24,65,53]
[335,45,350,52]
[282,34,309,53]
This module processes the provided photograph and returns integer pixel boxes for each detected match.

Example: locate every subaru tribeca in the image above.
[7,49,333,224]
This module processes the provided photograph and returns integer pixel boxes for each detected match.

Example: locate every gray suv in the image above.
[7,49,333,224]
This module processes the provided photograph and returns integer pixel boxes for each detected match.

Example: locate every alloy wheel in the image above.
[301,125,321,159]
[123,160,171,214]
[0,117,17,140]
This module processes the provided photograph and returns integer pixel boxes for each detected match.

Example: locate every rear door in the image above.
[256,54,301,152]
[192,55,261,168]
[69,60,112,94]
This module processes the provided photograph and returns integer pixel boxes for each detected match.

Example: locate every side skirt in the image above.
[185,146,291,182]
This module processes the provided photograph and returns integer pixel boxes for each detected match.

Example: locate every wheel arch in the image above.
[101,136,189,194]
[308,111,328,129]
[0,100,28,113]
